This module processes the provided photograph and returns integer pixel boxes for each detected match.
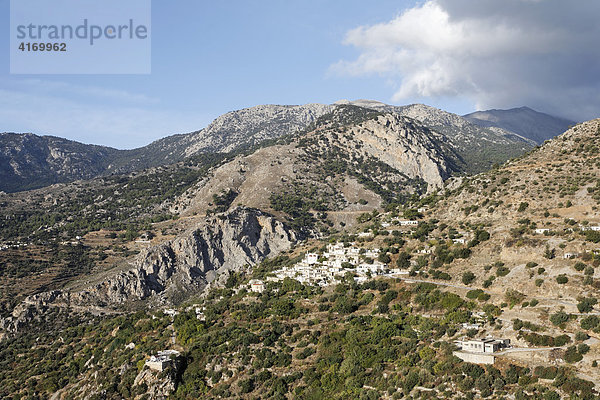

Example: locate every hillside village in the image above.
[261,242,399,288]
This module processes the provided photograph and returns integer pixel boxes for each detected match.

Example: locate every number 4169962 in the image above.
[18,42,66,51]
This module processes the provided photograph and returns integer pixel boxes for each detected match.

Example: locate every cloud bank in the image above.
[332,0,600,121]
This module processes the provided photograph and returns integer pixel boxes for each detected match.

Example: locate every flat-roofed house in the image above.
[455,338,510,353]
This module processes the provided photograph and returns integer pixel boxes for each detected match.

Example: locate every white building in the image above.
[327,243,346,255]
[455,338,510,353]
[145,350,180,372]
[305,253,319,264]
[268,242,385,287]
[364,249,380,258]
[582,226,600,231]
[397,220,419,226]
[163,309,179,317]
[347,247,360,256]
[357,261,385,276]
[535,228,550,234]
[388,268,409,275]
[249,279,265,293]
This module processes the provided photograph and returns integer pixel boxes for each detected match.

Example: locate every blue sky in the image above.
[2,0,599,148]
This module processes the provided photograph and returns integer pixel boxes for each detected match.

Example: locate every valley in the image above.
[0,102,598,399]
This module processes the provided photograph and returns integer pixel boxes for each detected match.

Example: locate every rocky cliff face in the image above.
[393,104,534,173]
[101,206,297,304]
[344,113,456,188]
[133,367,178,399]
[333,100,536,174]
[0,207,297,332]
[128,205,297,303]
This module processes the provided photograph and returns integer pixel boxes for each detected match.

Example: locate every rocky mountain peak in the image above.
[180,103,335,157]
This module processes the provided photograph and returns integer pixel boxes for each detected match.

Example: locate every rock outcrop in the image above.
[103,206,298,304]
[179,103,334,157]
[332,100,535,174]
[1,207,297,332]
[133,363,180,399]
[345,113,455,188]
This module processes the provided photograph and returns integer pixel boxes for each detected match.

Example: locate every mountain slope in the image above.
[0,104,334,192]
[336,100,535,174]
[109,103,335,173]
[0,103,540,316]
[177,105,461,233]
[2,101,536,193]
[0,133,122,193]
[0,105,461,313]
[2,118,600,398]
[463,106,576,144]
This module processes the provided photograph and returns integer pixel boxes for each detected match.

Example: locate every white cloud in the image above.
[332,0,600,121]
[2,79,160,105]
[0,87,209,149]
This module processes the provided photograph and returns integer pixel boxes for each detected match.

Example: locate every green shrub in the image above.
[550,311,569,326]
[556,275,568,284]
[526,262,538,268]
[535,279,544,287]
[574,262,586,271]
[462,272,476,285]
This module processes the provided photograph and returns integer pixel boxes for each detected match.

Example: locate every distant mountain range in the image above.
[0,101,569,193]
[0,104,334,193]
[463,106,576,144]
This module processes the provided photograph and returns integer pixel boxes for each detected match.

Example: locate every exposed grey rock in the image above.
[335,101,535,173]
[90,206,296,304]
[345,113,455,188]
[0,291,60,333]
[179,103,335,157]
[133,364,179,399]
[1,207,296,332]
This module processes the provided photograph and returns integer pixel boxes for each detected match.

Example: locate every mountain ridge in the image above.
[463,106,576,144]
[0,103,334,192]
[2,116,600,398]
[1,101,540,193]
